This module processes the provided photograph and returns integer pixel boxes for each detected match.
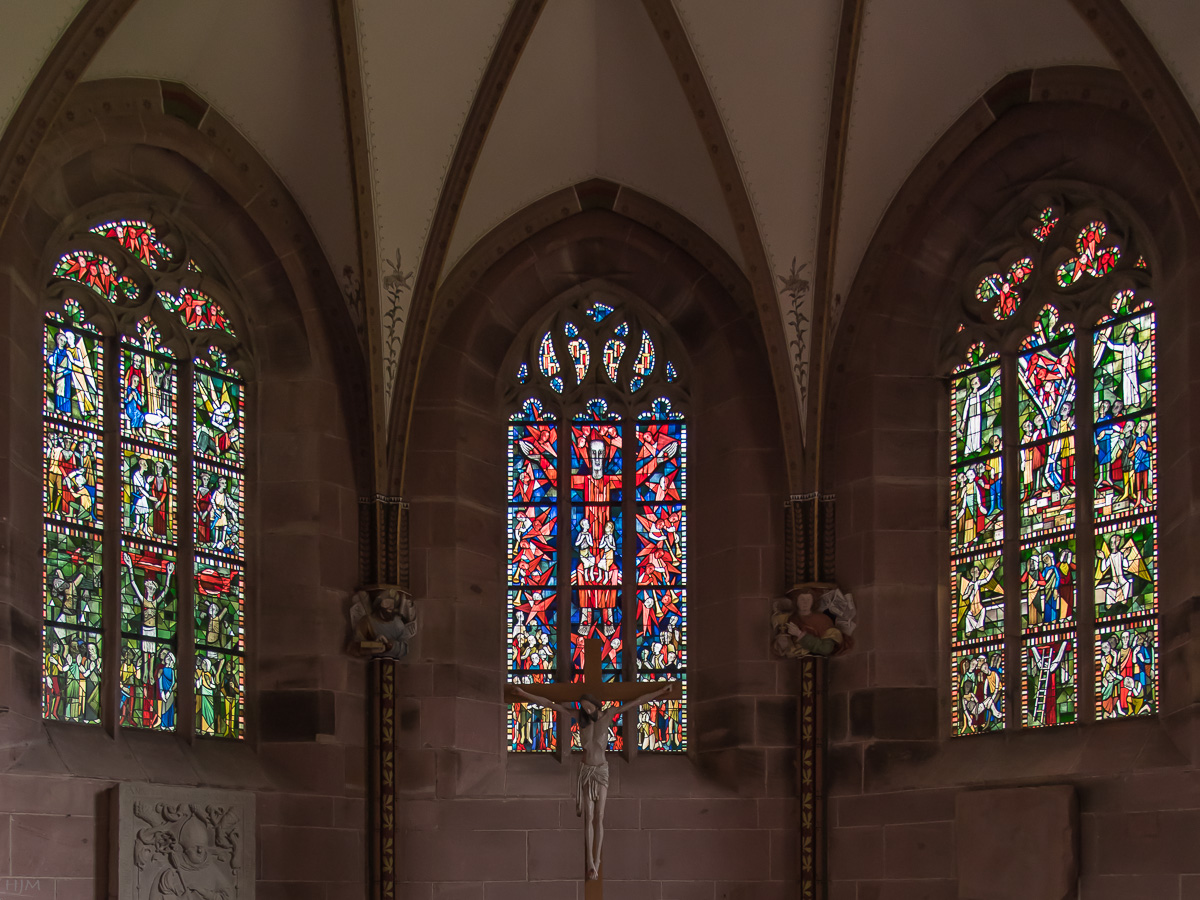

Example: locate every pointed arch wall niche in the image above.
[42,213,250,738]
[503,289,689,753]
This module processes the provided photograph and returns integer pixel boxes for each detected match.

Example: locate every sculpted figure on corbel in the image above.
[771,583,857,659]
[348,586,418,659]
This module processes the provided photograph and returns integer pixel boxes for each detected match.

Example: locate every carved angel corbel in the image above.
[348,587,418,659]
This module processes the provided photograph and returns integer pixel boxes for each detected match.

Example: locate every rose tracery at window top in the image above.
[42,215,246,739]
[507,295,687,754]
[950,201,1157,737]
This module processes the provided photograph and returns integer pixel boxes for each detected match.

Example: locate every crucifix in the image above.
[505,637,681,892]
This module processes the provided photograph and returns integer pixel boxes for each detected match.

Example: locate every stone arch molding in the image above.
[825,64,1200,766]
[394,179,769,494]
[8,76,374,494]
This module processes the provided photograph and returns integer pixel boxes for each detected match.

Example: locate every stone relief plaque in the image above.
[112,783,254,900]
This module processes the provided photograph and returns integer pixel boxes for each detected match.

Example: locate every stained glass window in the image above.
[506,298,687,752]
[949,203,1157,735]
[41,215,248,739]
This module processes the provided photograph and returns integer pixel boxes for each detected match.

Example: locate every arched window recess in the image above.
[945,194,1158,736]
[41,212,250,739]
[502,287,690,754]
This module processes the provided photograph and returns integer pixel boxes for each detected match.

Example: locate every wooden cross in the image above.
[504,638,682,897]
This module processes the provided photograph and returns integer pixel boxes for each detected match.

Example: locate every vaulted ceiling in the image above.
[4,0,1200,460]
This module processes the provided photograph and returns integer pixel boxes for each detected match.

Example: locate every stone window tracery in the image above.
[42,214,248,738]
[505,292,688,752]
[948,199,1158,735]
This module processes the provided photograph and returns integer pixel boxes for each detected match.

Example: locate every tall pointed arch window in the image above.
[506,295,688,753]
[949,200,1157,736]
[42,216,247,738]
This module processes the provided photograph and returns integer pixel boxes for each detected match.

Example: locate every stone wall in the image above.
[0,80,370,899]
[824,83,1200,898]
[398,206,797,897]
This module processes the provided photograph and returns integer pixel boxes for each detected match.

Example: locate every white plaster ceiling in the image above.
[834,0,1115,313]
[11,0,1200,439]
[354,0,513,372]
[81,0,357,286]
[675,0,841,406]
[0,0,86,136]
[445,0,743,278]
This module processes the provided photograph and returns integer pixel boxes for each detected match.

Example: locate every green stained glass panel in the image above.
[1094,311,1155,418]
[120,637,177,731]
[952,643,1005,736]
[952,457,1003,552]
[42,626,102,724]
[1094,413,1155,521]
[1023,632,1077,728]
[44,526,103,629]
[194,369,244,466]
[194,464,243,559]
[952,554,1003,643]
[195,557,245,651]
[45,422,102,528]
[120,346,176,446]
[119,542,177,640]
[122,446,175,543]
[195,649,244,738]
[1020,539,1077,631]
[1095,517,1157,621]
[1096,619,1157,720]
[951,364,1001,465]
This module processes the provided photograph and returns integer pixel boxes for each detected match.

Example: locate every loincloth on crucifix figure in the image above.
[507,638,680,884]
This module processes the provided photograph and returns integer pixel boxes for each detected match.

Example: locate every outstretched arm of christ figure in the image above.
[510,685,575,719]
[610,683,673,719]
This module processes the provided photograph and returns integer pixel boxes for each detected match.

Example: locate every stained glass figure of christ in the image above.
[41,215,246,738]
[949,202,1158,736]
[506,298,687,753]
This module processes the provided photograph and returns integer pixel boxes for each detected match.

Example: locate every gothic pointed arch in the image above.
[945,193,1158,733]
[0,77,368,799]
[501,283,690,753]
[41,209,250,735]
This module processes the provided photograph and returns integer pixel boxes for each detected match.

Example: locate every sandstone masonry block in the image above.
[955,785,1077,900]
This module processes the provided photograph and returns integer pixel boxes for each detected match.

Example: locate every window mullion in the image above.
[620,409,637,761]
[555,413,571,762]
[1001,354,1022,729]
[101,331,122,736]
[178,360,197,741]
[1076,326,1098,721]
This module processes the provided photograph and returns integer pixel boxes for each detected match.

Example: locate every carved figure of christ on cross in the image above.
[506,638,681,885]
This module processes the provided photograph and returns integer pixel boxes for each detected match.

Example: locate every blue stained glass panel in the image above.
[44,323,103,427]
